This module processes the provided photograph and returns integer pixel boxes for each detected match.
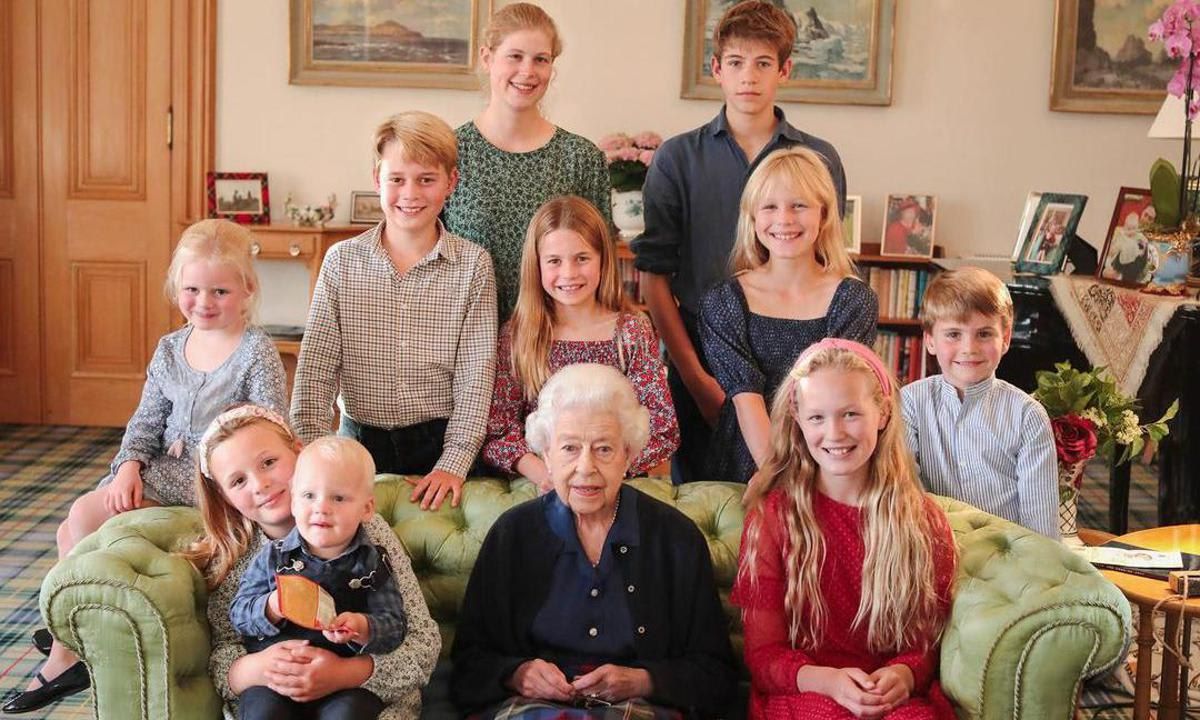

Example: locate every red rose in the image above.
[1051,414,1098,465]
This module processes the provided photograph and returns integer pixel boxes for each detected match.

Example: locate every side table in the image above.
[1099,525,1200,720]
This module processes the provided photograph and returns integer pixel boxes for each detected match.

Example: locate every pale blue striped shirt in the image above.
[901,375,1060,538]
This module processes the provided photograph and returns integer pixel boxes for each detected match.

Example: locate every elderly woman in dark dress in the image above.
[451,363,737,719]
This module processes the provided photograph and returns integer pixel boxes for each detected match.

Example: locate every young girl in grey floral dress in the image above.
[443,3,612,321]
[7,219,287,715]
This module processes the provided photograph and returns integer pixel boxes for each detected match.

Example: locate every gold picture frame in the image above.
[681,0,896,106]
[1050,0,1171,114]
[289,0,493,90]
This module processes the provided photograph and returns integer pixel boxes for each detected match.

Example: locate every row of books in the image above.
[617,256,646,305]
[858,267,934,320]
[873,331,929,386]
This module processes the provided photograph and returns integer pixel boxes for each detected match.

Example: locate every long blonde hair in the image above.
[181,412,298,590]
[740,345,947,654]
[509,196,628,400]
[731,146,855,278]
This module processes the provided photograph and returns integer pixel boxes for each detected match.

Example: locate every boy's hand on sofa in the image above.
[408,470,464,511]
[104,461,144,514]
[508,659,575,702]
[322,612,369,645]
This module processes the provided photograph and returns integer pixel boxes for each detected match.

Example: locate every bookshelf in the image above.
[851,243,941,385]
[616,239,648,312]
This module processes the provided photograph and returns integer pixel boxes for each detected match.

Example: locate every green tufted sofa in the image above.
[41,477,1130,719]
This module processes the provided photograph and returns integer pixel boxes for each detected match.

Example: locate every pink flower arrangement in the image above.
[598,131,662,192]
[1150,0,1200,117]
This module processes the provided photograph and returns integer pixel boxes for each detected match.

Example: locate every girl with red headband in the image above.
[733,339,957,719]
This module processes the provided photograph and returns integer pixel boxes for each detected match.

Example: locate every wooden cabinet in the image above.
[251,224,363,394]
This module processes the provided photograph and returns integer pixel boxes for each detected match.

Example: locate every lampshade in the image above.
[1149,93,1190,139]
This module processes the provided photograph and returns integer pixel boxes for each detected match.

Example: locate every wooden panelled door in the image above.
[0,1,42,422]
[39,0,174,425]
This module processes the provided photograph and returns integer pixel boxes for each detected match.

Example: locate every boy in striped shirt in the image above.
[901,267,1059,538]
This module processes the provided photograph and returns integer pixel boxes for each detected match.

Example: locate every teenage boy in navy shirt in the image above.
[632,0,846,483]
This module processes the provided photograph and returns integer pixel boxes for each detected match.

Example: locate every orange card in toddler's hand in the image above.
[275,574,337,631]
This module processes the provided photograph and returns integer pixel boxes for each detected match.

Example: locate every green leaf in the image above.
[1151,157,1182,228]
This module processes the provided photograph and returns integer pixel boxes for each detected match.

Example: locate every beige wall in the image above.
[218,1,1175,324]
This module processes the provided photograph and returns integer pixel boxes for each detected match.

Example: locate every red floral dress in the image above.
[481,312,679,476]
[732,489,958,720]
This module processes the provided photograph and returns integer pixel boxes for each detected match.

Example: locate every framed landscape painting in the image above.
[290,0,493,89]
[1050,0,1172,114]
[681,0,896,105]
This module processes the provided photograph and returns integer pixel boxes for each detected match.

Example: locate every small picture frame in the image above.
[207,172,270,224]
[350,190,384,224]
[1012,192,1044,261]
[1097,187,1155,288]
[1013,193,1088,276]
[843,195,863,254]
[880,195,936,258]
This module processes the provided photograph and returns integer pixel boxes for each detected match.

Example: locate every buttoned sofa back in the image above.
[42,476,1130,720]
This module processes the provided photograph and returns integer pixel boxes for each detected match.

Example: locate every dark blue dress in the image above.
[698,275,878,483]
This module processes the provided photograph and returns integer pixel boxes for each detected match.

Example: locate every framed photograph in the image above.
[1098,187,1155,287]
[1013,193,1088,275]
[880,194,936,258]
[207,172,270,224]
[843,195,863,253]
[350,190,384,224]
[1012,192,1044,261]
[681,0,896,106]
[1050,0,1172,114]
[289,0,493,90]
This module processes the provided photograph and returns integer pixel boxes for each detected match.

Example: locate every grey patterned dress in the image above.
[207,514,441,720]
[100,324,287,506]
[443,122,612,321]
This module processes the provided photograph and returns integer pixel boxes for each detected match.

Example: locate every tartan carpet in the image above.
[0,424,122,719]
[0,426,1171,718]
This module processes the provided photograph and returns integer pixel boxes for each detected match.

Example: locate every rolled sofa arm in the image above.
[40,506,220,720]
[937,502,1132,720]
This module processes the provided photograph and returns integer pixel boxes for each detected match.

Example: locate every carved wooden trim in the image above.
[72,261,146,376]
[0,2,13,198]
[68,0,146,199]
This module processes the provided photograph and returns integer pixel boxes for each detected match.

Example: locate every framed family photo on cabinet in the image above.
[290,0,493,89]
[681,0,896,105]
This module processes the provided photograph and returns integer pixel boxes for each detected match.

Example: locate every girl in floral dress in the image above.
[481,196,678,490]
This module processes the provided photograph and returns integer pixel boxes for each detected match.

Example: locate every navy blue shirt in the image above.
[230,523,407,656]
[631,106,846,317]
[530,485,640,678]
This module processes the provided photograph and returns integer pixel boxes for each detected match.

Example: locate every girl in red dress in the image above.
[733,338,957,720]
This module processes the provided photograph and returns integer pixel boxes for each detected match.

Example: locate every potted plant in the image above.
[598,131,661,237]
[1033,362,1177,542]
[1144,1,1200,294]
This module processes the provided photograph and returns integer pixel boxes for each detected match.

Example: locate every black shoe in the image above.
[1,662,90,714]
[30,629,51,657]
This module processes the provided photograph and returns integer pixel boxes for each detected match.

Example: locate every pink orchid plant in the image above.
[598,131,662,192]
[1150,1,1200,116]
[1149,0,1200,226]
